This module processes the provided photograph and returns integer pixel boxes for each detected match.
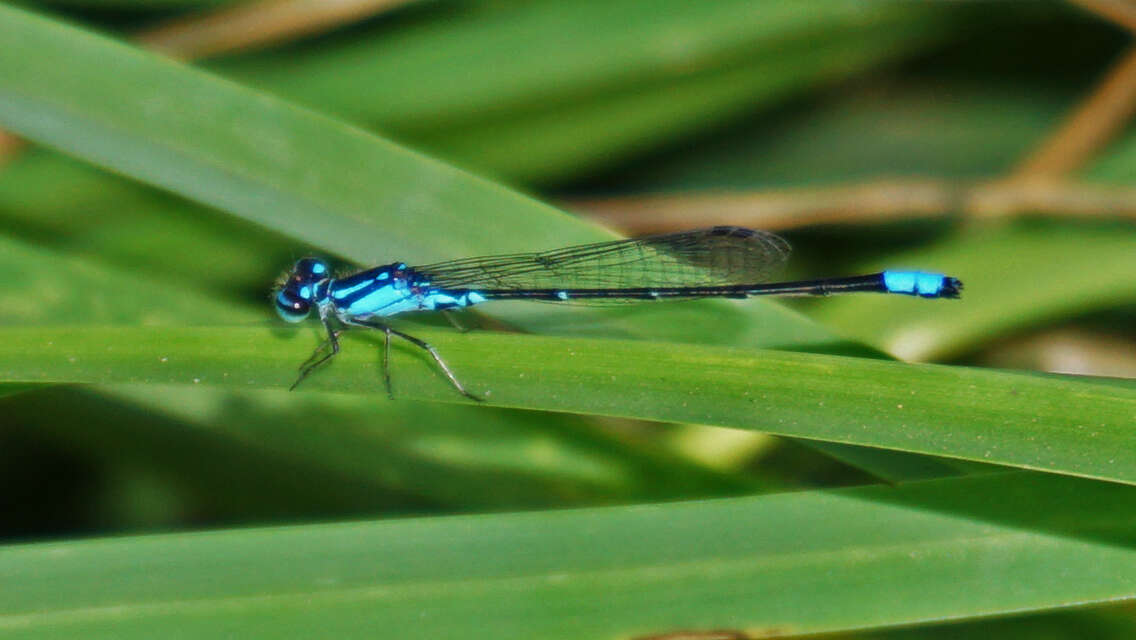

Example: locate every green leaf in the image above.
[5,471,1136,638]
[609,75,1075,190]
[1087,129,1136,184]
[4,384,759,520]
[0,151,298,303]
[110,384,764,505]
[3,325,1133,484]
[0,234,261,325]
[859,608,1136,640]
[0,382,40,398]
[217,0,955,183]
[220,0,952,132]
[415,19,952,183]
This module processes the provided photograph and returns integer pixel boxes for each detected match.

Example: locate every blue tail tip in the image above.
[883,271,963,299]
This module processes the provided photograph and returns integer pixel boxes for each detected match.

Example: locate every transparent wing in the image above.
[414,227,790,291]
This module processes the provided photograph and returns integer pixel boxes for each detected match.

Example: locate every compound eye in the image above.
[295,258,329,280]
[275,290,311,323]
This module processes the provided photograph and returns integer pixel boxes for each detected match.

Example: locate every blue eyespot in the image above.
[295,258,330,280]
[275,290,311,323]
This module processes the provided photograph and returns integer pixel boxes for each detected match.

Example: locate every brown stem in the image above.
[566,179,1136,234]
[135,0,418,61]
[1010,45,1136,179]
[1068,0,1136,33]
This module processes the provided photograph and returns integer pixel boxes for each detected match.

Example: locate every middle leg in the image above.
[346,318,480,401]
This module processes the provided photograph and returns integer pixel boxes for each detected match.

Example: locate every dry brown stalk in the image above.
[1010,45,1136,180]
[981,328,1136,378]
[1068,0,1136,33]
[0,131,22,164]
[567,179,1136,234]
[135,0,417,60]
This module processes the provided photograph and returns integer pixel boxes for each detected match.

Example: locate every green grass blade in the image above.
[220,0,951,132]
[415,20,950,183]
[5,471,1136,638]
[852,606,1136,640]
[611,72,1075,189]
[1086,129,1136,184]
[0,382,41,398]
[107,384,764,506]
[2,325,1132,485]
[0,234,262,325]
[0,151,302,305]
[4,384,758,521]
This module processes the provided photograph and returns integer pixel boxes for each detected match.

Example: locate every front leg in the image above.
[297,329,340,371]
[290,316,340,391]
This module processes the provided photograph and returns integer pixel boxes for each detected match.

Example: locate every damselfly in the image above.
[275,226,961,400]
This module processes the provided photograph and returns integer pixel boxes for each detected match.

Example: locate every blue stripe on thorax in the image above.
[342,282,412,316]
[340,288,487,318]
[329,264,488,318]
[331,265,396,305]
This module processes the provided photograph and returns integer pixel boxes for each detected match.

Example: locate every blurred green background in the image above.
[0,1,1134,638]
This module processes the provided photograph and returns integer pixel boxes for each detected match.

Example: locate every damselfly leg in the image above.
[345,318,481,402]
[290,321,340,391]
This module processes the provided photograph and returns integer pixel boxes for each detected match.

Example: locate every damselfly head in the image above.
[274,258,330,323]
